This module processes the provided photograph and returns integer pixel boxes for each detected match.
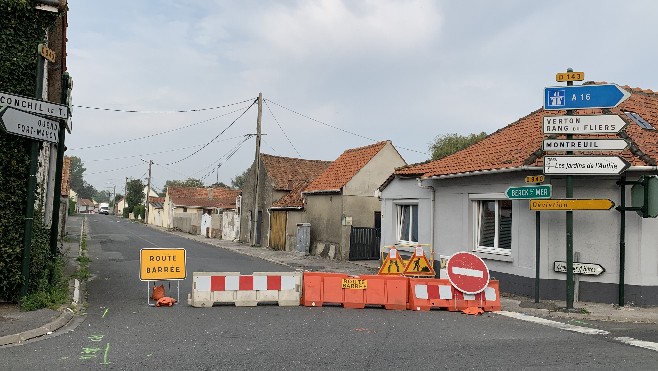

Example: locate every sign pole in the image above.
[565,69,575,310]
[535,209,541,303]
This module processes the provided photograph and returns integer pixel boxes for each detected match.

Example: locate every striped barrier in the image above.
[302,272,408,310]
[408,278,501,312]
[188,272,302,307]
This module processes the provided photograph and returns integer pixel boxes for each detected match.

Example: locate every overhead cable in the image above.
[72,98,255,114]
[264,99,301,157]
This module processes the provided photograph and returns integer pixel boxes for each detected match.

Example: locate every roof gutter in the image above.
[424,166,542,180]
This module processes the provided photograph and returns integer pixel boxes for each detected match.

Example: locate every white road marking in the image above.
[614,337,658,352]
[497,311,609,335]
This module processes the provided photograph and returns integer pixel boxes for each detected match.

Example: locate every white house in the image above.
[379,83,658,305]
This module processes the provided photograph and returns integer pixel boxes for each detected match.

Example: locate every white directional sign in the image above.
[0,107,59,143]
[0,91,68,119]
[543,139,629,152]
[543,155,630,175]
[543,115,627,134]
[554,261,605,276]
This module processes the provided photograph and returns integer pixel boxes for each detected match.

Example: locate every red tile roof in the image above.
[168,186,240,209]
[303,141,390,193]
[261,154,332,191]
[396,83,658,179]
[271,180,311,209]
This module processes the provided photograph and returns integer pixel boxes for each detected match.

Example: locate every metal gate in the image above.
[349,227,381,260]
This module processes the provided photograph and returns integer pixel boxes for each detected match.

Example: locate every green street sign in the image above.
[506,185,552,200]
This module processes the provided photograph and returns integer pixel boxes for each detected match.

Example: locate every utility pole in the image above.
[124,176,129,217]
[145,160,153,223]
[252,93,263,246]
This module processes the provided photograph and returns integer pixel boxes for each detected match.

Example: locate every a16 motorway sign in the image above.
[544,84,630,110]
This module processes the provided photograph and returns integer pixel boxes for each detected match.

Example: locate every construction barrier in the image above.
[408,278,501,312]
[302,272,408,310]
[187,272,302,307]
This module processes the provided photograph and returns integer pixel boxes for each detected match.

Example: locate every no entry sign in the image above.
[446,252,490,294]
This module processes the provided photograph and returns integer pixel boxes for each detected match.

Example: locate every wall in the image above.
[284,210,305,251]
[381,171,658,305]
[173,214,196,234]
[304,194,344,259]
[238,160,275,246]
[221,210,240,241]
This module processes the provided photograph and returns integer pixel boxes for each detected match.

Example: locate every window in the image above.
[474,199,512,254]
[396,204,418,243]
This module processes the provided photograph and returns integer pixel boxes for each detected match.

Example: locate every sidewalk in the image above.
[3,219,658,347]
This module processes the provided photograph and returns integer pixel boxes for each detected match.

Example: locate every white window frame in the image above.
[470,194,512,256]
[395,202,419,244]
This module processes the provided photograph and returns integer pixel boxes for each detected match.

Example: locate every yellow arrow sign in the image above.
[530,199,615,211]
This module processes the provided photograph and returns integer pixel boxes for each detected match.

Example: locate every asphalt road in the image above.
[1,215,657,370]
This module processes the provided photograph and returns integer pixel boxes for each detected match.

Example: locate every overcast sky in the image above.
[66,0,658,194]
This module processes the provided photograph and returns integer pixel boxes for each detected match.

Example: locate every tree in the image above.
[126,179,145,212]
[210,181,230,188]
[429,132,487,160]
[163,178,204,190]
[69,156,86,192]
[77,181,97,200]
[231,168,249,189]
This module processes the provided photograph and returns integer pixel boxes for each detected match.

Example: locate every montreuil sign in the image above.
[543,139,629,152]
[543,155,630,175]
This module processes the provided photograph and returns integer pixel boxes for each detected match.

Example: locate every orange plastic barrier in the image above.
[302,272,408,310]
[408,278,501,312]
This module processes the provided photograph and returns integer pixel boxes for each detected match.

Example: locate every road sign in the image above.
[543,139,629,152]
[38,43,56,63]
[140,248,186,281]
[342,278,367,289]
[525,175,544,184]
[506,184,552,199]
[530,199,615,211]
[402,246,435,277]
[554,261,605,275]
[542,115,627,134]
[544,84,630,110]
[543,155,630,175]
[556,71,584,82]
[0,90,68,119]
[446,252,490,294]
[378,248,405,275]
[0,107,59,143]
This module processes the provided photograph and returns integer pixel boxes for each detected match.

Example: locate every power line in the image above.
[69,105,252,150]
[264,99,301,157]
[198,135,252,182]
[187,135,253,179]
[72,98,255,113]
[265,98,429,155]
[165,98,257,165]
[86,163,143,175]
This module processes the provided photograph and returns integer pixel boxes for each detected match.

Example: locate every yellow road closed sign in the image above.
[140,248,186,281]
[530,199,614,211]
[342,278,367,289]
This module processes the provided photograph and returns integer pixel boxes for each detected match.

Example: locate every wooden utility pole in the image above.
[145,160,153,223]
[252,93,263,246]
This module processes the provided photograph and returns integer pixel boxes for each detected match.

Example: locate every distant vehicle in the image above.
[99,202,110,215]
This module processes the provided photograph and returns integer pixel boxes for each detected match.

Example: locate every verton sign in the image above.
[542,115,627,134]
[140,248,186,281]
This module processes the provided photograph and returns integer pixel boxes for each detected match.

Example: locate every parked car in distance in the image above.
[99,202,110,215]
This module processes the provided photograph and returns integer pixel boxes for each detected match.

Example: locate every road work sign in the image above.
[140,248,186,281]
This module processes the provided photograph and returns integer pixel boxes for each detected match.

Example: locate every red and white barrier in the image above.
[188,272,302,307]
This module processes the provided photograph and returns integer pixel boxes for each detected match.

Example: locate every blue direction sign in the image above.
[506,185,552,200]
[544,84,630,110]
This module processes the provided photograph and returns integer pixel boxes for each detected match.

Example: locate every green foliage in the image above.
[133,205,145,220]
[123,208,129,218]
[0,1,60,301]
[429,132,488,161]
[164,178,204,189]
[68,199,77,215]
[211,181,230,188]
[231,168,249,189]
[69,156,85,192]
[126,179,144,211]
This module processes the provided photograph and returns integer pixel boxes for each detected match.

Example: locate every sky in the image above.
[65,0,658,195]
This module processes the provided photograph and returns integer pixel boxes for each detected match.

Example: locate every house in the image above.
[239,154,332,247]
[77,198,95,214]
[300,140,406,260]
[147,196,165,227]
[379,82,658,305]
[163,186,241,238]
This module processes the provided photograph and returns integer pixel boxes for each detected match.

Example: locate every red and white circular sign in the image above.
[446,252,490,294]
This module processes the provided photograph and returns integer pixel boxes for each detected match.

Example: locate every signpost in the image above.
[505,184,552,199]
[543,115,627,134]
[446,252,490,294]
[544,84,631,110]
[543,139,629,152]
[553,261,605,276]
[0,90,68,119]
[543,155,630,175]
[0,107,59,143]
[530,199,615,211]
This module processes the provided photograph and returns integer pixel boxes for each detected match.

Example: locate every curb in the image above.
[0,311,73,346]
